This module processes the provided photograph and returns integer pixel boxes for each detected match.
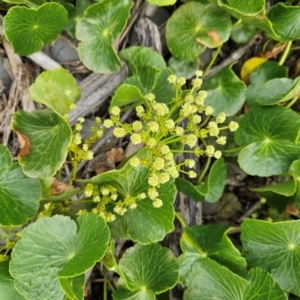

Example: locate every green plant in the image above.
[1,0,300,299]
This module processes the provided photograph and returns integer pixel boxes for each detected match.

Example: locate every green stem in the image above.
[70,160,78,183]
[221,146,243,153]
[175,211,186,228]
[279,41,292,65]
[286,96,298,108]
[197,156,211,184]
[203,45,222,78]
[103,265,107,300]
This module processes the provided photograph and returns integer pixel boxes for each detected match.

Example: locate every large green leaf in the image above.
[0,145,41,226]
[84,149,176,243]
[255,77,300,106]
[175,157,227,203]
[113,243,178,300]
[179,225,246,282]
[76,0,133,73]
[12,109,72,178]
[235,106,300,176]
[268,3,300,41]
[184,259,287,299]
[241,219,300,296]
[29,68,81,116]
[202,64,247,116]
[166,2,231,61]
[3,3,67,55]
[0,261,26,300]
[10,213,110,300]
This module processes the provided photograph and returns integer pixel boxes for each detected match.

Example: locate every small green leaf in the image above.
[168,56,199,79]
[120,46,166,77]
[231,23,257,44]
[29,68,81,116]
[4,3,67,55]
[166,3,231,61]
[12,109,72,178]
[85,149,176,243]
[10,213,110,300]
[290,159,300,211]
[255,77,300,105]
[113,243,178,300]
[179,225,246,282]
[59,274,85,300]
[146,0,176,6]
[77,0,133,73]
[0,261,26,300]
[268,3,300,41]
[202,65,247,116]
[241,218,300,296]
[110,84,145,108]
[0,145,41,226]
[235,106,300,176]
[247,61,287,108]
[175,158,226,203]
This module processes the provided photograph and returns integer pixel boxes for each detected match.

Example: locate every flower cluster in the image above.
[82,183,147,222]
[68,117,104,163]
[82,71,239,221]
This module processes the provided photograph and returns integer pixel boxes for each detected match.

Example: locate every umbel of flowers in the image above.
[83,71,238,222]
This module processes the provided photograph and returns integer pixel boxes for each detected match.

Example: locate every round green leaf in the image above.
[168,56,199,79]
[225,0,264,14]
[85,149,176,243]
[3,3,67,55]
[166,3,231,61]
[268,4,300,41]
[202,65,247,116]
[10,213,110,300]
[0,145,41,226]
[120,46,166,77]
[235,106,300,176]
[255,77,300,105]
[113,243,178,300]
[0,261,26,300]
[179,225,246,282]
[12,109,72,178]
[76,0,133,73]
[231,23,257,44]
[29,68,81,116]
[241,219,300,296]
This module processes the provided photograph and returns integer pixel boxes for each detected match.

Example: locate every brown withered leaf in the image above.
[263,43,286,60]
[15,131,30,156]
[106,147,125,166]
[285,203,299,216]
[51,179,68,195]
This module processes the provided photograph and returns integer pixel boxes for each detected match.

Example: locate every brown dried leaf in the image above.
[285,203,299,216]
[15,131,30,156]
[106,147,125,166]
[51,179,68,195]
[263,43,286,60]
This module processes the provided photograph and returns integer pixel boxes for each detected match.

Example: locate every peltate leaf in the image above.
[241,218,300,296]
[10,213,110,300]
[231,23,257,44]
[113,243,178,300]
[235,106,300,176]
[202,65,247,116]
[76,0,133,73]
[168,56,199,79]
[3,3,67,55]
[12,109,72,178]
[29,68,81,116]
[0,144,41,226]
[83,148,176,243]
[166,2,232,61]
[0,261,26,300]
[179,225,246,282]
